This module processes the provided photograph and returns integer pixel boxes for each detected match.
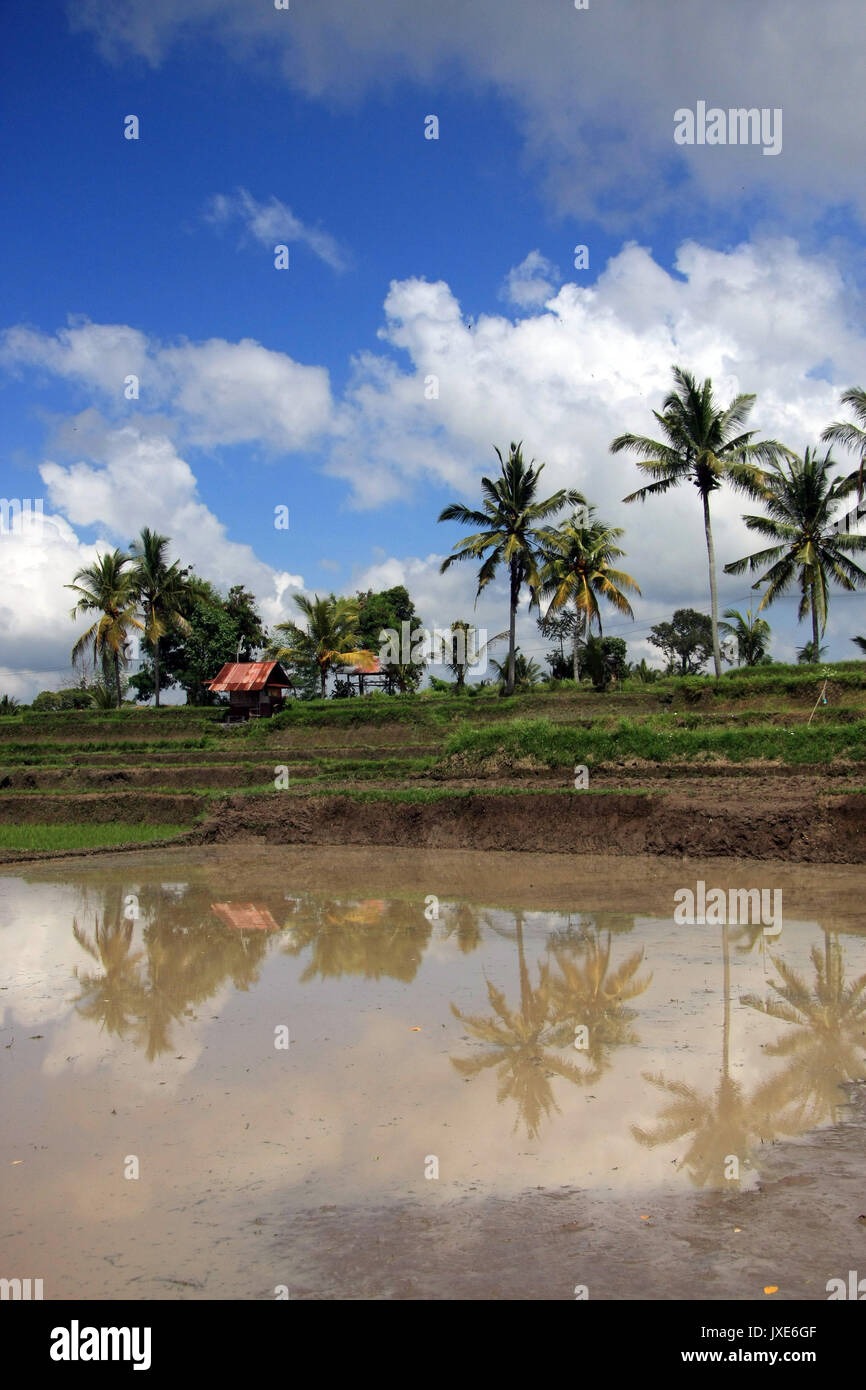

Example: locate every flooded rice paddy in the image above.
[2,846,865,1300]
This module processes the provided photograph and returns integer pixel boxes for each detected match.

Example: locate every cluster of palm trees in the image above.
[437,369,866,693]
[67,529,200,707]
[438,444,640,694]
[60,370,866,709]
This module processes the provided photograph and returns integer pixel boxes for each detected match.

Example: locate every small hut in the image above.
[206,660,294,720]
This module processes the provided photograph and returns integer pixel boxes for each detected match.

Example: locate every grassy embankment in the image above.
[0,661,864,852]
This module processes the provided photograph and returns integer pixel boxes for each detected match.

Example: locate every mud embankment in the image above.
[192,788,866,863]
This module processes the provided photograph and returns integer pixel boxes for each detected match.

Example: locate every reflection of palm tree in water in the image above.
[71,886,273,1059]
[741,930,866,1128]
[632,924,819,1189]
[281,897,433,982]
[72,910,145,1040]
[450,912,648,1140]
[548,928,652,1075]
[451,912,589,1140]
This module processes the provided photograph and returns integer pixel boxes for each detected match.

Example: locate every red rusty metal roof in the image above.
[207,661,293,692]
[210,902,282,931]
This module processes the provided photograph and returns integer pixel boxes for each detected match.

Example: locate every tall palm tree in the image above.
[821,386,866,498]
[67,550,143,708]
[717,607,771,667]
[724,447,866,658]
[270,593,376,699]
[438,442,584,695]
[129,528,198,707]
[611,366,782,677]
[535,508,641,681]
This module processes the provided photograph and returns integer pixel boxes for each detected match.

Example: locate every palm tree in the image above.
[270,593,376,699]
[718,607,771,667]
[489,648,542,691]
[724,447,866,658]
[611,366,782,677]
[129,528,198,707]
[821,386,866,498]
[67,550,143,708]
[438,442,584,695]
[535,508,640,681]
[443,621,506,691]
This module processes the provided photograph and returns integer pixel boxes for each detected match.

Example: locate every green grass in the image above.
[0,823,191,851]
[440,716,866,769]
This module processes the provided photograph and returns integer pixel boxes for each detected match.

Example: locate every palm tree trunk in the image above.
[506,561,518,696]
[114,649,122,709]
[320,664,327,700]
[572,603,583,682]
[153,638,161,708]
[811,583,820,660]
[702,490,722,678]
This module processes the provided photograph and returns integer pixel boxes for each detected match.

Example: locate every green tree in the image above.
[438,442,583,695]
[535,508,640,681]
[134,579,268,704]
[489,648,542,692]
[649,608,714,675]
[129,528,201,706]
[718,607,772,667]
[853,636,866,655]
[355,585,427,693]
[821,386,866,498]
[579,634,628,689]
[67,550,143,708]
[611,366,782,676]
[724,447,866,659]
[271,593,374,699]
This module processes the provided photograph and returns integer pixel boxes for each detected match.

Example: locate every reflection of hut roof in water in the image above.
[211,902,281,932]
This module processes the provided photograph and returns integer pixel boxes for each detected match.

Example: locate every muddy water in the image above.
[2,846,865,1300]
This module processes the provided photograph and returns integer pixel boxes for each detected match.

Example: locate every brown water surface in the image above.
[2,846,864,1300]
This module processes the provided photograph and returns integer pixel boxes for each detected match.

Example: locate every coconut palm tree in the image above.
[67,550,143,708]
[270,593,376,699]
[534,508,641,681]
[717,607,772,667]
[611,367,783,677]
[488,648,543,692]
[129,528,199,707]
[438,442,584,695]
[821,386,866,498]
[724,447,866,658]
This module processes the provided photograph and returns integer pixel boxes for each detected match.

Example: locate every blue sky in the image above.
[2,0,866,695]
